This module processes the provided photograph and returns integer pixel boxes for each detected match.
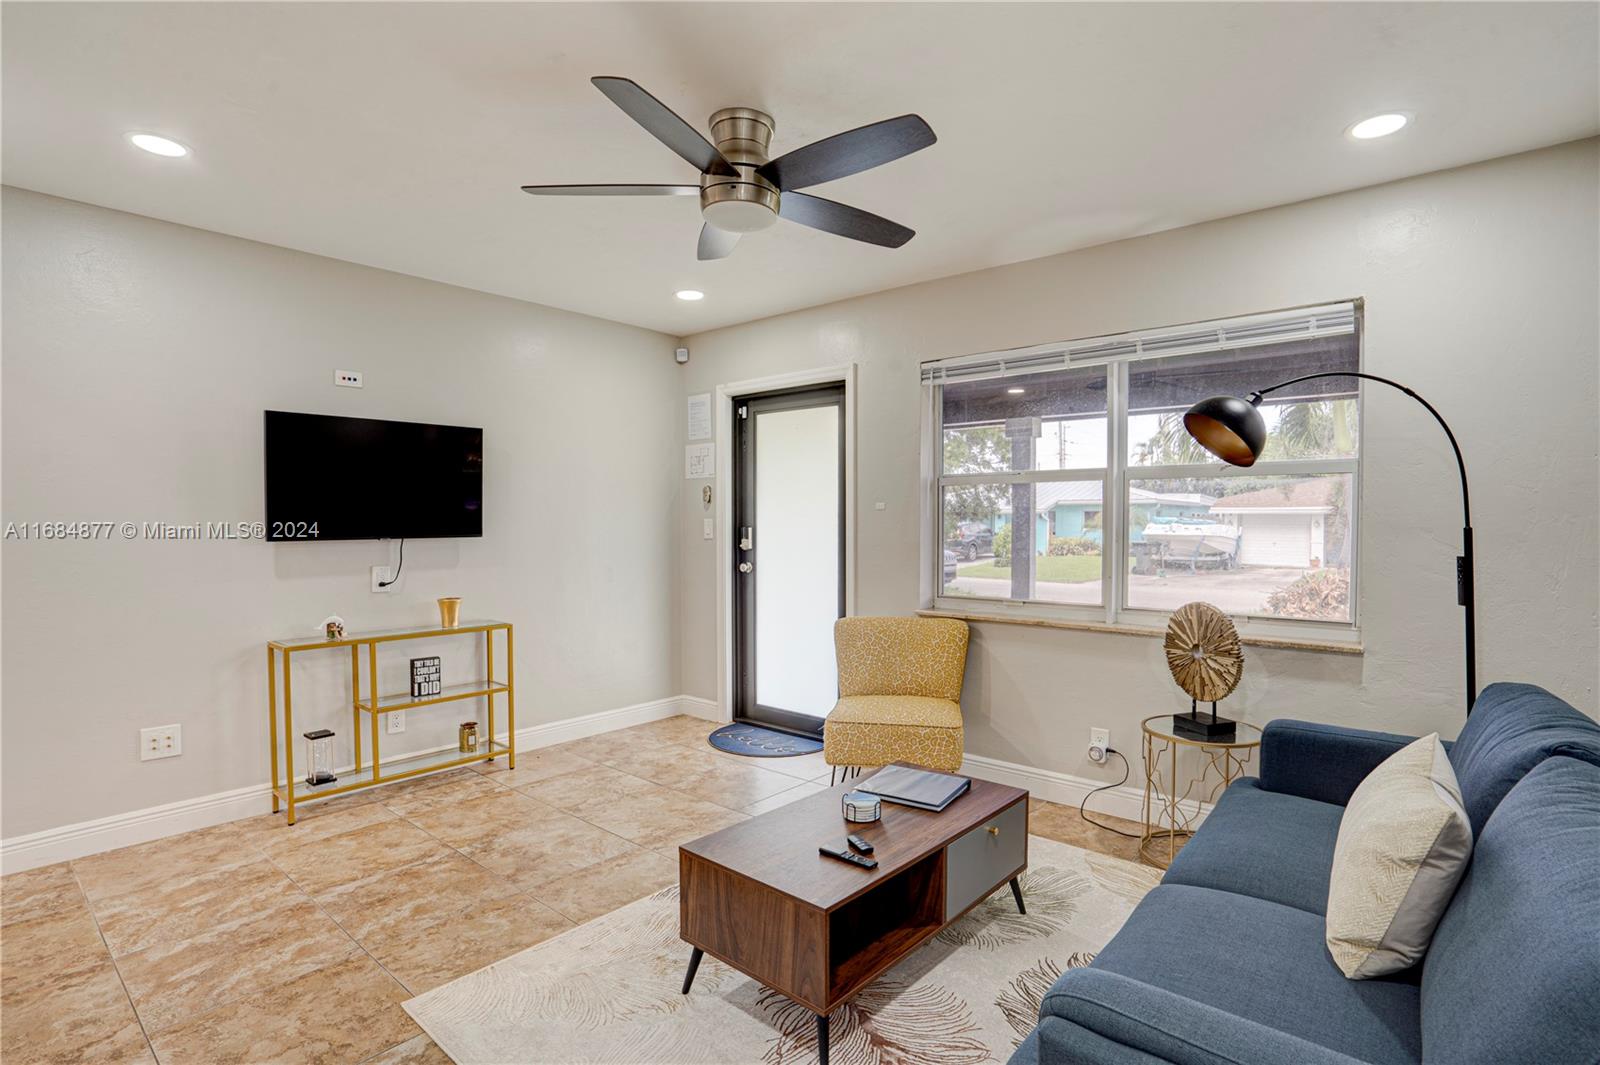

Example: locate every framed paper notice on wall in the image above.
[687,393,712,441]
[685,442,714,479]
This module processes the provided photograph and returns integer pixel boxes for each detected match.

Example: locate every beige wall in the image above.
[1,187,681,838]
[676,139,1600,781]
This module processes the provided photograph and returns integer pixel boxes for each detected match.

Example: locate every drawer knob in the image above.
[987,826,1000,836]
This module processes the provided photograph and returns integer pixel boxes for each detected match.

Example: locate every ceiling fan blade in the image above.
[697,224,740,261]
[521,184,700,196]
[757,115,935,191]
[591,77,738,177]
[778,192,914,248]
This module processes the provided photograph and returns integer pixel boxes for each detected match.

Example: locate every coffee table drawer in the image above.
[944,799,1026,921]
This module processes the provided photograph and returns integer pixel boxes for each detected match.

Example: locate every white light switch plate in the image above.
[703,518,714,540]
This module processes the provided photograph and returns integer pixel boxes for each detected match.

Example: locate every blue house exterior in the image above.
[994,483,1213,552]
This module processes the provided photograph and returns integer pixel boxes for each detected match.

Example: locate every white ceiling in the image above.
[4,3,1596,335]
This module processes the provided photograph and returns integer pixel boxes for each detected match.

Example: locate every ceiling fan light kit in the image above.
[522,77,936,260]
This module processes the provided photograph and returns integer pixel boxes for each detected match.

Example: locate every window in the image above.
[927,303,1361,634]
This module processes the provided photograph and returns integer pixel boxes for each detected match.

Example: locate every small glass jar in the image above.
[458,721,479,753]
[304,729,337,786]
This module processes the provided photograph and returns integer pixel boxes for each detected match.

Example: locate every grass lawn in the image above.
[957,554,1103,583]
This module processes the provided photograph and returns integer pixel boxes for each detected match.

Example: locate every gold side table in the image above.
[1139,714,1261,868]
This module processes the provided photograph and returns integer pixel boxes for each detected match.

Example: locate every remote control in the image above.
[847,834,874,855]
[819,845,878,870]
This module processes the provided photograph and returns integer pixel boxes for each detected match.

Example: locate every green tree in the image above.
[942,426,1008,538]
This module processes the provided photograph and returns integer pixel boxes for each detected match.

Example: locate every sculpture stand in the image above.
[1172,698,1236,741]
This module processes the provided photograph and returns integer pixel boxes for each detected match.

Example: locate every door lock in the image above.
[739,527,753,551]
[738,562,753,573]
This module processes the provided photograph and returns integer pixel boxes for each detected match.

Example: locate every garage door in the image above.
[1238,513,1310,567]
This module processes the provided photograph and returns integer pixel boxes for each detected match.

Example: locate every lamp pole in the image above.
[1238,372,1474,713]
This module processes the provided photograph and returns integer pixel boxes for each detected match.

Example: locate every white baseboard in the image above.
[1,693,704,875]
[959,751,1210,829]
[675,695,724,723]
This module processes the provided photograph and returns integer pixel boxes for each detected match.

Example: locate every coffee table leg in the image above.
[816,1012,829,1065]
[681,947,703,995]
[1010,876,1026,915]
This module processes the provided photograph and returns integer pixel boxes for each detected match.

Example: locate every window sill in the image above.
[915,608,1364,656]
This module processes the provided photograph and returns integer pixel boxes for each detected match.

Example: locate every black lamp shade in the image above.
[1183,395,1266,467]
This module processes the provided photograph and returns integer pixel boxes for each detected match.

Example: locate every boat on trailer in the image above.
[1140,520,1241,569]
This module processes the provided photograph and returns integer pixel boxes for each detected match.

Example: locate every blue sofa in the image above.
[1011,682,1600,1065]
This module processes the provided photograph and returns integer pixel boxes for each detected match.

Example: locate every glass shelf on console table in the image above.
[266,619,514,824]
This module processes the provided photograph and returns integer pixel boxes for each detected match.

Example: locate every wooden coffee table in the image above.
[678,769,1028,1064]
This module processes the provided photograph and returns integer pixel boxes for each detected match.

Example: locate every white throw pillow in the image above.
[1325,733,1473,979]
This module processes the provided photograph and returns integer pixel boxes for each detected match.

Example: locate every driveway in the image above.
[944,565,1308,615]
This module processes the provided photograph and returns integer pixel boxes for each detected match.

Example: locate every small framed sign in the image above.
[410,656,442,698]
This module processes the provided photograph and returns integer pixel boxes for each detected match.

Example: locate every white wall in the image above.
[2,187,681,839]
[676,140,1600,783]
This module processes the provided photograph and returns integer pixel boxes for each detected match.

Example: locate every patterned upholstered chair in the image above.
[824,616,970,782]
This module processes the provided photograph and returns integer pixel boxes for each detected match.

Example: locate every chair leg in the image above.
[831,766,837,787]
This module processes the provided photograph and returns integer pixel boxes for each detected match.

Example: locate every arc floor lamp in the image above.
[1182,373,1476,714]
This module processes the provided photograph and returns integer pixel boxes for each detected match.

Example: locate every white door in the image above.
[1238,513,1312,567]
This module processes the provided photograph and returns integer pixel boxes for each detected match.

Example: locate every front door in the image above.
[732,384,845,736]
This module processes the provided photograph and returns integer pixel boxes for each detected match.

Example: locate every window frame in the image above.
[927,305,1364,642]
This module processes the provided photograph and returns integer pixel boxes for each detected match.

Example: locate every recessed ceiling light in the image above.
[1006,387,1026,395]
[675,290,704,302]
[128,132,190,157]
[1348,113,1408,140]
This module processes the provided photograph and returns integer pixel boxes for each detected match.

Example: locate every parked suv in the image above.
[946,521,994,560]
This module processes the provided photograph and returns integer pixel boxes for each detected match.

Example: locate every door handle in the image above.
[738,562,753,573]
[739,527,753,551]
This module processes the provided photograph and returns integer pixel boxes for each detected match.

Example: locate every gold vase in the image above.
[437,597,462,628]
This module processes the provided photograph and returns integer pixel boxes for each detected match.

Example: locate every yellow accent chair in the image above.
[824,616,970,781]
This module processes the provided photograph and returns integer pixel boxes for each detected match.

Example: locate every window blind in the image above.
[920,302,1357,386]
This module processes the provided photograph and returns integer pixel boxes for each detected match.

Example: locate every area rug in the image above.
[404,836,1160,1064]
[706,722,824,757]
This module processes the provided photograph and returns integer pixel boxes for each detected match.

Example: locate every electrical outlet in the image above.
[1088,728,1110,764]
[386,710,405,734]
[140,724,182,761]
[334,369,363,388]
[372,565,394,593]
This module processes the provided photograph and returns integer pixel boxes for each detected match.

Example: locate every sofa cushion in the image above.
[1163,778,1343,914]
[1421,756,1600,1065]
[1448,682,1600,835]
[1076,884,1422,1065]
[1325,734,1473,978]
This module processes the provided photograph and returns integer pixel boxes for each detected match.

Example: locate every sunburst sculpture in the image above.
[1164,602,1243,739]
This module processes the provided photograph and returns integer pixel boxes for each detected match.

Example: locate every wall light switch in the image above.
[703,518,714,540]
[335,369,364,388]
[874,502,887,511]
[140,724,182,761]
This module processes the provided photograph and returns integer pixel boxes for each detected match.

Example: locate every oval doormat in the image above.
[707,722,823,757]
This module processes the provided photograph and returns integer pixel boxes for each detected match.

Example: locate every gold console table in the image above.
[266,620,514,824]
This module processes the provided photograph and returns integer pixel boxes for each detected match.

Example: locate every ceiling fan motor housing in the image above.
[701,107,779,233]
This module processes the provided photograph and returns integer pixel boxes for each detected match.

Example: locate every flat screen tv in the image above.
[263,411,482,541]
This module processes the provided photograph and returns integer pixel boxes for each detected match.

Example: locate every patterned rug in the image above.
[404,836,1160,1064]
[706,722,824,757]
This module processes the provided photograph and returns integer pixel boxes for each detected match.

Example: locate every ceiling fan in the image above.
[522,77,936,260]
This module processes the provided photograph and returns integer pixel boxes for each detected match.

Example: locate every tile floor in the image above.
[0,716,1147,1064]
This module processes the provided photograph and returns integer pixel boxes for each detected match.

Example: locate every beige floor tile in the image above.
[359,1033,454,1065]
[375,768,506,815]
[744,778,833,816]
[71,824,254,906]
[148,952,418,1065]
[718,747,832,781]
[458,816,638,894]
[1,954,154,1065]
[361,893,573,994]
[116,896,360,1033]
[89,855,306,958]
[515,763,659,812]
[0,903,110,978]
[540,732,626,764]
[467,743,596,788]
[1,863,85,928]
[314,850,522,945]
[267,817,453,894]
[670,756,809,810]
[397,786,567,847]
[571,787,748,852]
[1029,799,1149,864]
[237,800,399,858]
[622,714,717,747]
[527,846,678,922]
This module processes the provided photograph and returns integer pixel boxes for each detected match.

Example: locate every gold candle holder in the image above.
[437,597,462,628]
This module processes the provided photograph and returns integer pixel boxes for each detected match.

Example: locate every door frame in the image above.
[714,364,856,727]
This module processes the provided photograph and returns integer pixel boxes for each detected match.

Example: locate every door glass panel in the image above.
[755,405,840,717]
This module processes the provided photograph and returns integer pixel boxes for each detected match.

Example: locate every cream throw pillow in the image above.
[1325,733,1473,979]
